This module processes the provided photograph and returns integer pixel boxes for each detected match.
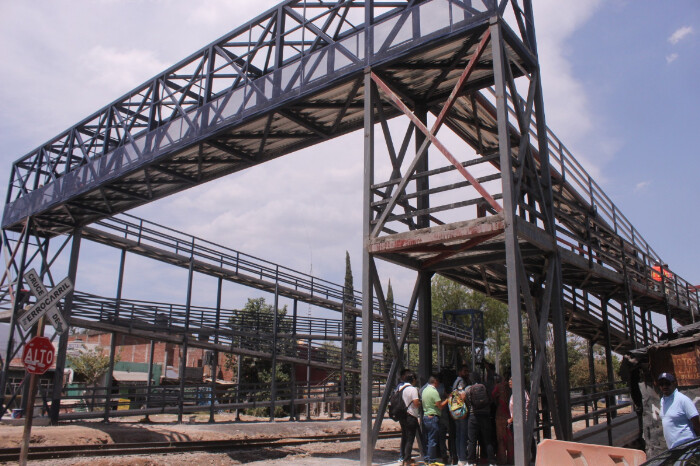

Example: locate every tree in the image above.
[344,251,355,307]
[567,340,621,389]
[343,251,359,409]
[67,345,115,411]
[224,297,291,417]
[343,251,357,358]
[67,345,112,386]
[382,279,395,365]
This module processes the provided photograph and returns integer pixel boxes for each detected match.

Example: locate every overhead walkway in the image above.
[1,0,503,235]
[2,0,695,353]
[1,0,696,455]
[77,213,477,349]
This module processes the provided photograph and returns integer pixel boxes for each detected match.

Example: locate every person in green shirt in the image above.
[421,375,449,464]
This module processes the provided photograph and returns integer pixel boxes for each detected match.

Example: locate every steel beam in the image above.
[360,68,375,466]
[209,276,223,423]
[104,248,126,421]
[491,16,530,466]
[177,253,195,423]
[49,228,82,424]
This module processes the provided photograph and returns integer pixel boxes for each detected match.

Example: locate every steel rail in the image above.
[0,430,401,462]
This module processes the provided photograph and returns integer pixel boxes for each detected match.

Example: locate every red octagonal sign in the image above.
[22,336,55,375]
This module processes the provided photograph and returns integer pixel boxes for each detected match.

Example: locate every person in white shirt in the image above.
[397,369,421,466]
[658,372,700,449]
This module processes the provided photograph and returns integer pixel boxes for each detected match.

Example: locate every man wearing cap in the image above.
[658,372,700,449]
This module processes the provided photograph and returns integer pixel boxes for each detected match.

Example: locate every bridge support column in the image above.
[177,253,195,423]
[360,68,376,466]
[587,339,598,426]
[492,18,530,464]
[104,248,126,421]
[289,299,298,421]
[146,339,155,417]
[601,299,615,446]
[270,281,279,422]
[340,299,346,421]
[50,228,82,425]
[664,297,673,335]
[209,276,223,423]
[414,102,433,384]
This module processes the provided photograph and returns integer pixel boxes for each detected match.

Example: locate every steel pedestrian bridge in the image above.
[1,0,696,463]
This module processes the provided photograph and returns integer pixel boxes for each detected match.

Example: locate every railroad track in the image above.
[0,430,401,462]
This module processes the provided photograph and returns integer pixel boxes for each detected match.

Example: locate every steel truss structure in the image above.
[0,213,478,423]
[1,0,698,464]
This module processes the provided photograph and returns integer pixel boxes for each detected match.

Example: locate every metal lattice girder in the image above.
[0,221,75,419]
[3,0,499,235]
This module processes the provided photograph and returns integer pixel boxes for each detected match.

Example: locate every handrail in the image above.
[482,86,698,327]
[85,214,479,343]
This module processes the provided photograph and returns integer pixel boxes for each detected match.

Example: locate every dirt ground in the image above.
[0,412,404,465]
[0,408,629,464]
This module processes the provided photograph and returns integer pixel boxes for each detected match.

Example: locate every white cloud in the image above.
[527,0,609,180]
[666,53,679,64]
[81,46,168,95]
[634,181,650,192]
[668,26,693,45]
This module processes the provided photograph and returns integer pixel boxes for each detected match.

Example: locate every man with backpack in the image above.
[466,374,496,465]
[391,369,421,466]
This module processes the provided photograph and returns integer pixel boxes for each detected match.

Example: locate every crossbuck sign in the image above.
[18,269,72,334]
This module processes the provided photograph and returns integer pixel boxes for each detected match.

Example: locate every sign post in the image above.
[18,269,72,466]
[18,269,71,334]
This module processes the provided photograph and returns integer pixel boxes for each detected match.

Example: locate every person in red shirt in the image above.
[491,370,513,464]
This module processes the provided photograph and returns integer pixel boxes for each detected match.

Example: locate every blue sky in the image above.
[0,0,697,322]
[562,1,699,283]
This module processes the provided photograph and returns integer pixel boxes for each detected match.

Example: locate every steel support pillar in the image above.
[235,352,242,421]
[587,339,598,425]
[104,248,126,421]
[270,281,279,422]
[360,68,375,466]
[49,228,82,424]
[414,101,433,383]
[492,17,529,465]
[209,276,223,423]
[306,338,311,421]
[601,299,615,446]
[145,339,155,416]
[290,299,298,421]
[340,299,346,420]
[177,254,195,423]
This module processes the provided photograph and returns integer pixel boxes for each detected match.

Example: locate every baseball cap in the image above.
[658,372,676,383]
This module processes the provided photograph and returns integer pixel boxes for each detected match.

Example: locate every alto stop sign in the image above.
[22,336,55,375]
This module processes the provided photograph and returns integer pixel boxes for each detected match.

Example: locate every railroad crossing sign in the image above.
[17,269,72,334]
[22,336,56,375]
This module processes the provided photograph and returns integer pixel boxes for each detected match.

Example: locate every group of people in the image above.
[395,364,520,466]
[395,367,700,465]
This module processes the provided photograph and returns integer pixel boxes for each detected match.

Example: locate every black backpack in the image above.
[467,383,490,410]
[389,385,409,421]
